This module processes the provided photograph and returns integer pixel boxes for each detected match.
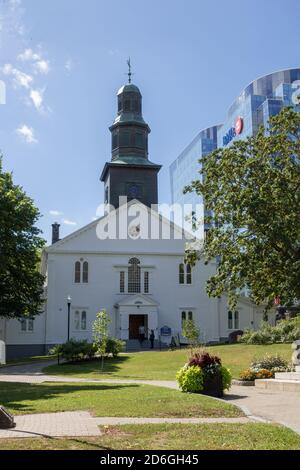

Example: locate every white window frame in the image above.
[181,309,195,328]
[73,309,88,331]
[179,263,192,285]
[20,318,34,333]
[117,267,151,294]
[74,259,89,285]
[228,311,239,330]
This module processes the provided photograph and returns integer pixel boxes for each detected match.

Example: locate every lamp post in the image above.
[67,295,72,341]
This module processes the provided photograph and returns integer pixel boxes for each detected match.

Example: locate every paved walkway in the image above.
[1,362,300,436]
[224,384,300,435]
[0,411,101,438]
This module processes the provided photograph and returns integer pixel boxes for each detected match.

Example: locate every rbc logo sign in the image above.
[223,116,243,146]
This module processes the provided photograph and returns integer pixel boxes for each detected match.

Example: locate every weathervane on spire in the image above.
[127,57,133,83]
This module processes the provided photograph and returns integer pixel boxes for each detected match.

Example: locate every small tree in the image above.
[182,319,200,351]
[92,310,111,370]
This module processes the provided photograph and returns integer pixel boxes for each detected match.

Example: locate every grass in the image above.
[0,355,54,367]
[0,381,241,418]
[43,343,292,380]
[0,423,300,450]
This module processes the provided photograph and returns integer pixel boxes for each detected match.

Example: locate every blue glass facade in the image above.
[169,68,300,235]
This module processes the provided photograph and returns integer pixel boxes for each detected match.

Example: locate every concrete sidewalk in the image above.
[0,412,255,439]
[224,385,300,435]
[0,411,101,438]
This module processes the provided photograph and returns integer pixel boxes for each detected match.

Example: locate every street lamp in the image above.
[67,295,72,341]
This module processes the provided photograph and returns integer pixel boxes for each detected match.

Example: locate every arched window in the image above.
[75,261,81,283]
[81,311,87,330]
[228,311,233,329]
[234,311,239,329]
[128,258,141,293]
[186,264,192,284]
[82,261,88,283]
[179,263,185,284]
[74,310,80,330]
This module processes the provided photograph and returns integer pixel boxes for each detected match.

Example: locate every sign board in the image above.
[223,116,244,146]
[160,325,172,336]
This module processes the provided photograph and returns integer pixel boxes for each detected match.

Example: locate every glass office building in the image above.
[169,68,300,236]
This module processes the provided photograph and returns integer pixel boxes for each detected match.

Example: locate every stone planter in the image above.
[201,371,223,398]
[232,379,255,386]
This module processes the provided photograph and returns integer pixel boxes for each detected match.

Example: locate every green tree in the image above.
[92,310,111,369]
[0,156,45,319]
[184,107,300,312]
[182,319,200,350]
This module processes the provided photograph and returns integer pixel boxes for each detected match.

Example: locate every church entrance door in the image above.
[129,315,148,340]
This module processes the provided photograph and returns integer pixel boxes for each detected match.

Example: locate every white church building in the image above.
[0,78,273,360]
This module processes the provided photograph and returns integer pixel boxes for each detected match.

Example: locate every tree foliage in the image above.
[184,107,300,310]
[0,157,45,319]
[92,310,111,369]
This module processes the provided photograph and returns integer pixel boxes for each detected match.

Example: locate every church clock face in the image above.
[128,183,139,199]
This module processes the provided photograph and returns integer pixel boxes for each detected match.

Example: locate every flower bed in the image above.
[176,351,232,397]
[238,354,291,382]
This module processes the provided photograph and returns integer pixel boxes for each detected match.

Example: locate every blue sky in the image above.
[1,0,300,243]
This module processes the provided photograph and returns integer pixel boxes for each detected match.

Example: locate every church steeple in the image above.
[110,82,150,163]
[100,68,161,209]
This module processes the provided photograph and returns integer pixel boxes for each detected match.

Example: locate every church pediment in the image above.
[115,293,159,308]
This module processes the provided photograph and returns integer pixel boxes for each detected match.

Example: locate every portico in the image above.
[115,294,159,341]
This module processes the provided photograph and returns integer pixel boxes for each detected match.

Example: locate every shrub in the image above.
[239,317,300,345]
[49,337,124,363]
[239,369,257,381]
[251,354,289,373]
[106,337,125,357]
[176,365,204,393]
[188,351,221,369]
[255,369,274,379]
[221,366,232,390]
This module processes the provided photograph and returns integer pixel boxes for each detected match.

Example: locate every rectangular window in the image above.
[136,132,143,148]
[234,311,239,329]
[186,264,192,284]
[81,311,87,330]
[228,311,233,330]
[144,271,149,293]
[179,264,185,284]
[124,100,131,111]
[20,319,34,332]
[74,311,80,330]
[120,271,125,293]
[74,310,87,331]
[188,311,193,320]
[181,311,186,327]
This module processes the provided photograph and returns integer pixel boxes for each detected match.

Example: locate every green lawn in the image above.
[0,423,299,450]
[0,381,241,418]
[43,343,292,380]
[0,355,54,367]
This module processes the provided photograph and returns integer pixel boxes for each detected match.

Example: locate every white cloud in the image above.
[30,88,44,111]
[65,59,73,73]
[18,48,50,75]
[18,48,39,62]
[49,210,63,216]
[63,219,77,226]
[16,124,37,144]
[34,59,50,75]
[2,64,33,89]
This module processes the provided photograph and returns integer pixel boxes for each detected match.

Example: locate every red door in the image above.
[129,315,145,339]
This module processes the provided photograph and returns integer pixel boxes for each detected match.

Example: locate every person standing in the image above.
[138,324,145,346]
[149,329,155,349]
